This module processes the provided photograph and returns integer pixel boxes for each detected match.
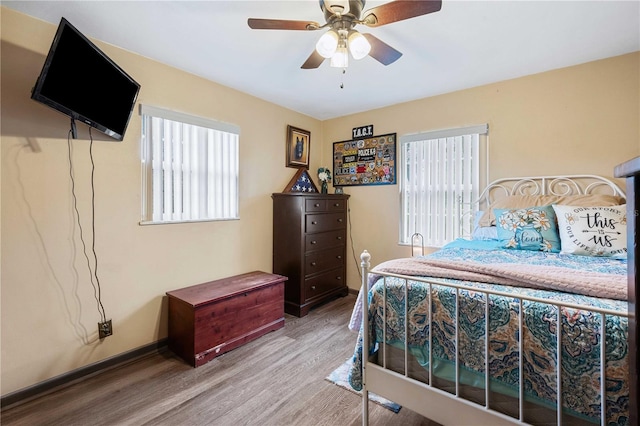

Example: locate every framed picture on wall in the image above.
[333,132,396,187]
[286,125,310,168]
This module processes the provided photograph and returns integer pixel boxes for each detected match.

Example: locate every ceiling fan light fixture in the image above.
[330,45,349,68]
[250,0,443,70]
[316,30,339,58]
[347,30,371,60]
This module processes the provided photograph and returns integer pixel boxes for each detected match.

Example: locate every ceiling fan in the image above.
[248,0,442,69]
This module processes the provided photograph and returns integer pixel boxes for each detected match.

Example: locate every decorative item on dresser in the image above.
[318,167,332,194]
[166,271,287,367]
[272,193,350,317]
[283,168,318,193]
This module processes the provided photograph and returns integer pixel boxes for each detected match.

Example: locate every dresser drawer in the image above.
[305,247,345,277]
[305,198,347,213]
[305,198,327,212]
[327,198,347,212]
[306,212,346,233]
[305,268,345,301]
[305,229,345,251]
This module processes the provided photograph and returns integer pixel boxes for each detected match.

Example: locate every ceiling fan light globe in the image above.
[348,31,371,60]
[330,46,349,68]
[316,30,339,58]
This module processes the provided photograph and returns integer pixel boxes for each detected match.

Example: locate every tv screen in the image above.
[31,17,140,141]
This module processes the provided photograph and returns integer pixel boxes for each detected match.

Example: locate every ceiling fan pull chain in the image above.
[340,68,346,89]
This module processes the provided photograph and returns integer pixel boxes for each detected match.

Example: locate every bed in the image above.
[347,175,629,426]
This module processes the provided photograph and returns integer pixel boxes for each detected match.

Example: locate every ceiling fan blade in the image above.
[361,0,442,27]
[248,18,320,30]
[363,33,402,65]
[301,50,325,69]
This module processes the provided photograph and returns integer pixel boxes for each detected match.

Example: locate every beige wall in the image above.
[321,52,639,290]
[2,7,639,397]
[1,8,323,395]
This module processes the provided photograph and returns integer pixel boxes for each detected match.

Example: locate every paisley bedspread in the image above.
[348,243,629,425]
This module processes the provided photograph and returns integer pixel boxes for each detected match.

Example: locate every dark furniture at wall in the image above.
[272,193,350,317]
[614,157,639,426]
[166,271,286,367]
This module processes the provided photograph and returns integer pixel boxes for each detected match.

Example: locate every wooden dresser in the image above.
[272,193,350,317]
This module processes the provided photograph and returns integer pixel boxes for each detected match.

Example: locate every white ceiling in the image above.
[4,1,640,120]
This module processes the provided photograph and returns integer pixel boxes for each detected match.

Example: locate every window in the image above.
[140,105,240,224]
[400,124,488,247]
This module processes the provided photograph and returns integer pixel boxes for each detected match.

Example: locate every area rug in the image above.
[325,358,402,413]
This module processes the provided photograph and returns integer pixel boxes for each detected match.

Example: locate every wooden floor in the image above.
[1,294,439,426]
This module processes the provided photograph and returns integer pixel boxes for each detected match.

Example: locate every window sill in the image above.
[139,217,239,226]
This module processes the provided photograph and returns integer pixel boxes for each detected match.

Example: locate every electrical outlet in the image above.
[98,319,113,339]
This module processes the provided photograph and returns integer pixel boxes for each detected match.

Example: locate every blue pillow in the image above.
[472,211,499,240]
[494,205,561,252]
[473,226,498,240]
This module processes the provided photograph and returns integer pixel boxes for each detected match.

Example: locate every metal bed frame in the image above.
[358,175,628,426]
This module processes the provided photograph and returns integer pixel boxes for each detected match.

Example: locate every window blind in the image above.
[400,125,487,247]
[141,105,239,223]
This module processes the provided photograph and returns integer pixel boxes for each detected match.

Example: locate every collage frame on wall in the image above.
[332,132,396,187]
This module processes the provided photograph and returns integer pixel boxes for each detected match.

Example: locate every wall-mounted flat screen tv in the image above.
[31,17,140,141]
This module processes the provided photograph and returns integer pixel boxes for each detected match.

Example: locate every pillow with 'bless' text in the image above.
[552,204,627,258]
[494,205,561,252]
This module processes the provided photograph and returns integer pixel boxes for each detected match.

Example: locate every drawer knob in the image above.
[311,240,317,245]
[336,276,342,280]
[314,203,320,207]
[336,255,342,260]
[334,203,340,207]
[311,262,317,266]
[337,236,342,240]
[312,221,318,225]
[337,218,343,223]
[311,285,316,290]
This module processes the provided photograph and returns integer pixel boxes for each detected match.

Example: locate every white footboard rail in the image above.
[360,250,629,426]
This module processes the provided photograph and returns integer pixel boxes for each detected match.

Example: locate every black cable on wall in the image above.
[67,124,107,326]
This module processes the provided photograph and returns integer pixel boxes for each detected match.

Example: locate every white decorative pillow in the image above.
[552,205,627,258]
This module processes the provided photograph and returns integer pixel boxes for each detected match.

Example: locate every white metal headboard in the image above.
[460,174,626,237]
[477,174,625,206]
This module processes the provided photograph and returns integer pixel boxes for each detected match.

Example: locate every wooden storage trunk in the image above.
[166,271,287,367]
